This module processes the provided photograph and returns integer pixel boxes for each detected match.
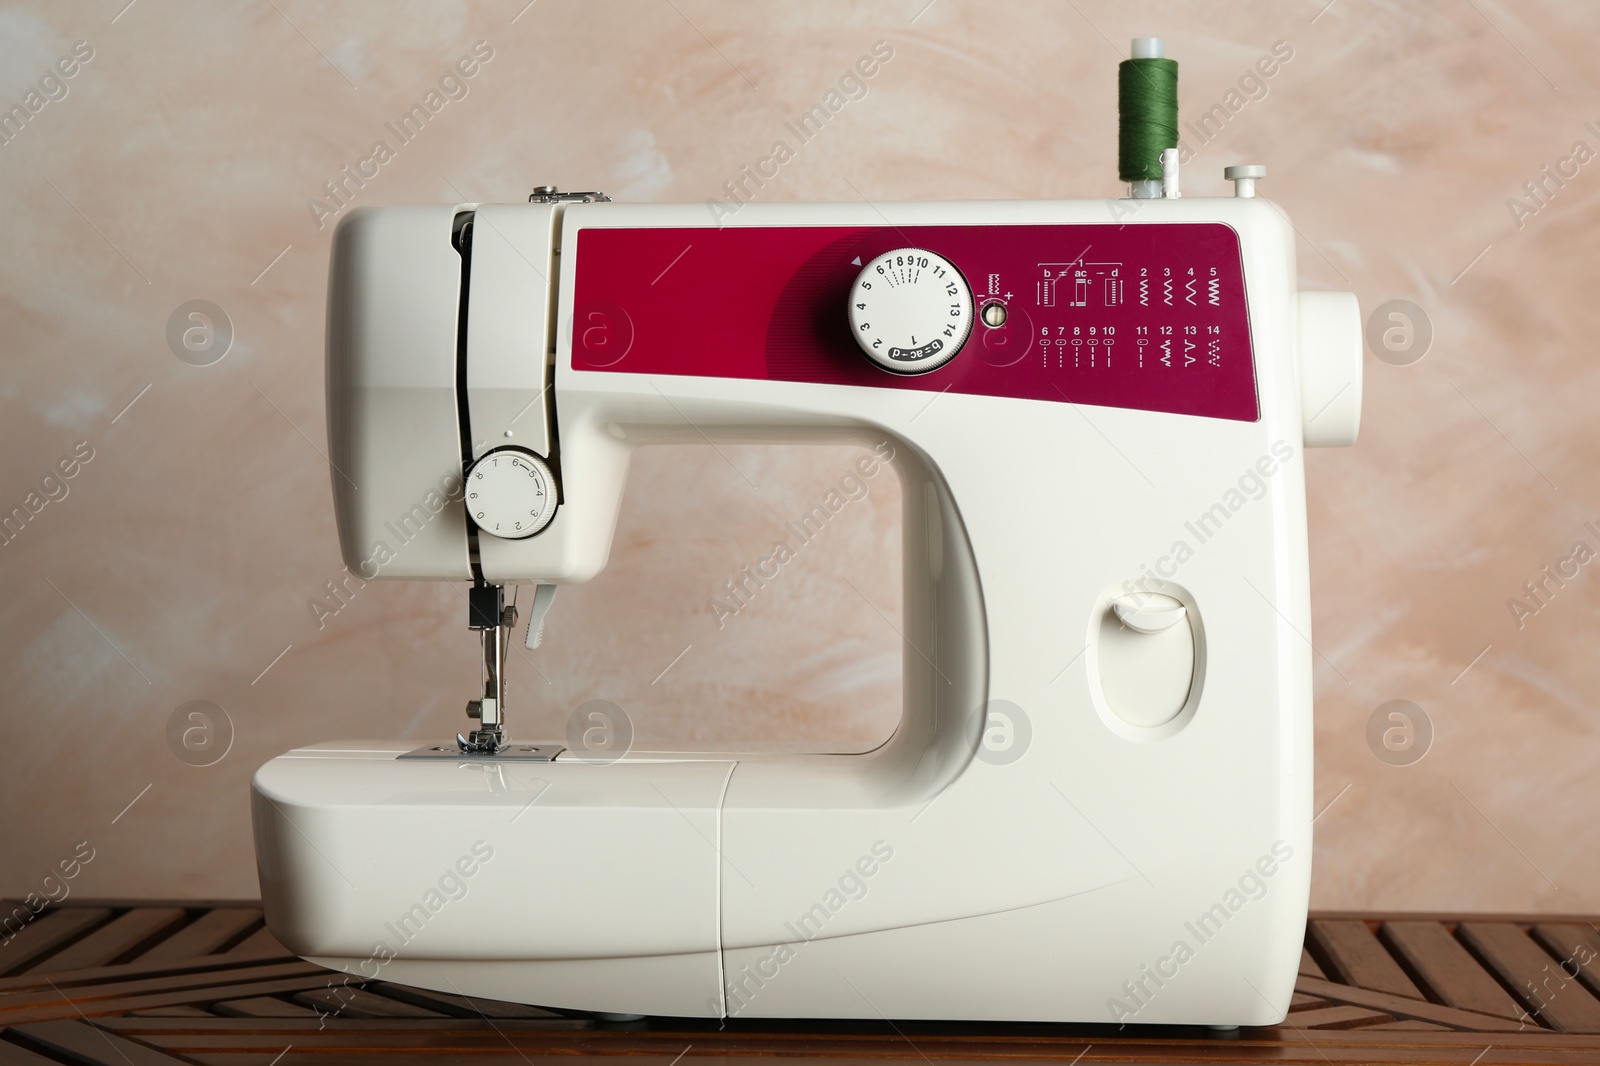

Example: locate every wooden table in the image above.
[3,902,1599,1063]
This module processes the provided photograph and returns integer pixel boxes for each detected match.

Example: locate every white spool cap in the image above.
[1225,164,1268,198]
[1131,37,1165,59]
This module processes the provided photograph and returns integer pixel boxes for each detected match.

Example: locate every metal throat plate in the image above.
[397,743,565,761]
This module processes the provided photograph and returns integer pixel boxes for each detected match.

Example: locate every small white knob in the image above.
[848,248,973,375]
[466,449,557,539]
[1224,164,1267,198]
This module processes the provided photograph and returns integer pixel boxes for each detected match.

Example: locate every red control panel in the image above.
[571,223,1259,422]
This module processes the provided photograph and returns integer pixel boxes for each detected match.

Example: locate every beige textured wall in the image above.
[2,1,1596,914]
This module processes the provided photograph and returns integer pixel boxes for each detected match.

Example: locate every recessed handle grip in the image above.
[1111,594,1188,634]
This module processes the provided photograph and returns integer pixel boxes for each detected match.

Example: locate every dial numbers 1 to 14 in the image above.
[849,248,974,375]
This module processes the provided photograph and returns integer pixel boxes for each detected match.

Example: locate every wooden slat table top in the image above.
[132,909,261,966]
[1534,924,1600,999]
[0,908,113,977]
[1383,919,1530,1021]
[11,1018,180,1066]
[24,908,188,976]
[69,1018,1600,1064]
[2,904,1599,1064]
[1308,918,1427,999]
[211,996,324,1019]
[1459,921,1600,1033]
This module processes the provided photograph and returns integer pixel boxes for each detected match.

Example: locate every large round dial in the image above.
[848,248,974,374]
[465,448,557,539]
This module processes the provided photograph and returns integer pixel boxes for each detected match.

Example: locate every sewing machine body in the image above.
[253,193,1357,1024]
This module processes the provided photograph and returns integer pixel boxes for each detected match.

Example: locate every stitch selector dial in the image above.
[849,248,974,374]
[465,448,557,539]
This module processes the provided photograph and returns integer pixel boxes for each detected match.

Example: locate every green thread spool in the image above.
[1118,55,1179,184]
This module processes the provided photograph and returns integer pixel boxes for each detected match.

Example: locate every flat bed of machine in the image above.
[2,901,1598,1064]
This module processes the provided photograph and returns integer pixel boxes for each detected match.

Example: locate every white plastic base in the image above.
[255,738,1308,1025]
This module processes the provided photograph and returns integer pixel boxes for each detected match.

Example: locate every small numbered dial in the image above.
[466,449,557,539]
[848,248,974,374]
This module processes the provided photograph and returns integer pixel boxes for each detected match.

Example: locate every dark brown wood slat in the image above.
[133,909,260,965]
[0,953,313,1021]
[150,1050,1600,1066]
[11,1018,189,1064]
[29,909,188,975]
[165,1051,443,1066]
[211,996,322,1018]
[90,1011,1600,1062]
[1288,991,1328,1009]
[1285,1003,1395,1028]
[121,1043,1600,1062]
[367,982,565,1019]
[87,1017,1600,1064]
[0,959,322,1016]
[1316,910,1600,925]
[1461,921,1600,1034]
[0,971,338,1026]
[1310,919,1426,999]
[127,1005,215,1017]
[1535,924,1600,998]
[219,925,289,960]
[0,1036,63,1065]
[1383,920,1529,1020]
[0,902,43,938]
[1295,974,1530,1031]
[1300,946,1326,978]
[1365,1020,1452,1030]
[0,907,113,976]
[292,985,446,1019]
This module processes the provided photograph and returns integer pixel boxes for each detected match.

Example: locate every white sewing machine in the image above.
[252,40,1361,1025]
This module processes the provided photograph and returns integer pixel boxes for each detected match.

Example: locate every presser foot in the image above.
[457,725,508,755]
[397,739,564,761]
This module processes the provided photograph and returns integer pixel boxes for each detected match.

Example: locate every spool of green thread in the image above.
[1118,42,1179,186]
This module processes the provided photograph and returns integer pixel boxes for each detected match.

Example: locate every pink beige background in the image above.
[2,1,1597,913]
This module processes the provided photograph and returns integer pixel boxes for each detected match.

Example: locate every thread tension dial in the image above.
[466,448,557,539]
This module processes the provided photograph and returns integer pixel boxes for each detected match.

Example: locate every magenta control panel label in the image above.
[571,223,1259,422]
